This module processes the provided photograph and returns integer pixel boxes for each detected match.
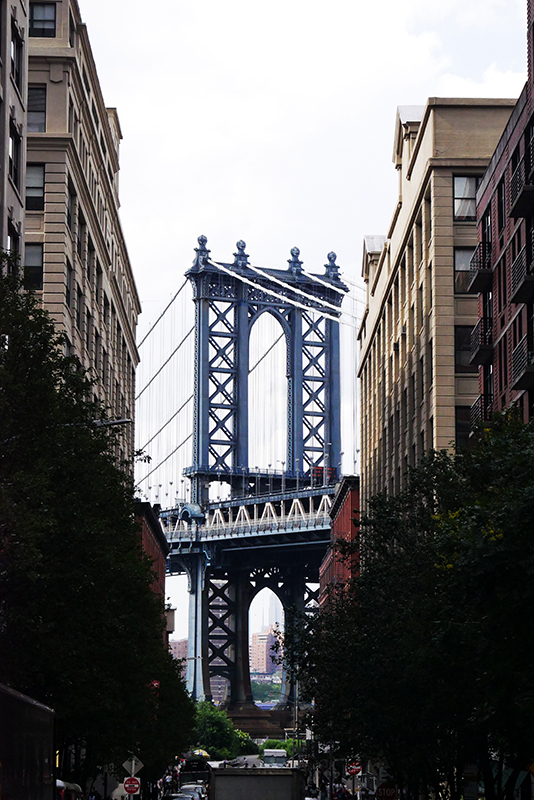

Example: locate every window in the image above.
[76,285,83,329]
[67,183,76,230]
[28,86,46,132]
[7,225,19,260]
[497,179,506,233]
[77,207,86,259]
[82,66,90,95]
[10,21,23,91]
[455,407,471,450]
[454,176,480,221]
[9,124,21,188]
[66,259,73,307]
[455,326,477,373]
[29,3,56,37]
[69,12,76,46]
[454,247,475,293]
[24,243,43,290]
[26,164,45,210]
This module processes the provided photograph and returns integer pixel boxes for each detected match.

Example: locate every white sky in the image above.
[80,0,527,638]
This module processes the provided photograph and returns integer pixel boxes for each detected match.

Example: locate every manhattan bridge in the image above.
[135,235,362,735]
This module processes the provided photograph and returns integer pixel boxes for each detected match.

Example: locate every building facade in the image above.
[0,1,28,257]
[25,0,140,464]
[359,99,515,508]
[249,627,278,675]
[468,1,534,422]
[319,475,359,603]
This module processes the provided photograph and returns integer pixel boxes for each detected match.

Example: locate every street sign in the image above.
[124,777,140,795]
[376,784,397,800]
[347,761,362,776]
[122,757,143,777]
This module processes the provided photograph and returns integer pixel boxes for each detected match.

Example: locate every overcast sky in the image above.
[80,0,527,638]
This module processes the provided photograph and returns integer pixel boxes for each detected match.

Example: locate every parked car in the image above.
[177,788,204,800]
[180,785,208,799]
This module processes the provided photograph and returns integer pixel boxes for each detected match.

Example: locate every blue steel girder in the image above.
[186,236,347,506]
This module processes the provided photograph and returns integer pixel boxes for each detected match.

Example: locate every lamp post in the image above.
[278,460,286,493]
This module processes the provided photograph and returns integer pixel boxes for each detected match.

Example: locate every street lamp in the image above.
[278,460,286,493]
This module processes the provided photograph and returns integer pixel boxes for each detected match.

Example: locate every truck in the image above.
[210,766,305,800]
[0,682,55,800]
[262,748,288,767]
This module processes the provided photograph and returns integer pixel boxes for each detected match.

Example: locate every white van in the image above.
[262,749,287,767]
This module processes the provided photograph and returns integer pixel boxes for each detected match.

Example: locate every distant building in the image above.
[170,638,188,680]
[319,475,359,603]
[249,627,278,675]
[467,0,534,423]
[358,99,515,508]
[25,0,140,466]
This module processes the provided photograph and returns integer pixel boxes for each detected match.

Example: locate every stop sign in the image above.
[376,784,397,800]
[347,762,361,776]
[124,777,141,795]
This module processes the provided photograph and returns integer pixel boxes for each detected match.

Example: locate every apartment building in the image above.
[0,1,28,255]
[249,627,278,675]
[319,475,359,603]
[467,0,534,423]
[25,0,140,464]
[358,99,515,508]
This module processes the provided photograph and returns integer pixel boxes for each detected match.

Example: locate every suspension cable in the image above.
[137,279,188,348]
[135,326,194,400]
[249,333,285,374]
[138,395,193,451]
[135,432,193,487]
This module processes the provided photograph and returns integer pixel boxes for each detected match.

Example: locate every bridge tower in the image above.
[173,236,347,730]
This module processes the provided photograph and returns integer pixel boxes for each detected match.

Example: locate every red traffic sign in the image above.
[124,777,141,795]
[376,784,397,800]
[347,762,362,776]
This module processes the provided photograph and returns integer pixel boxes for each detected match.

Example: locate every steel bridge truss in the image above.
[185,236,347,505]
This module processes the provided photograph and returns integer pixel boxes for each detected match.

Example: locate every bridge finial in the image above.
[233,240,249,268]
[193,235,211,267]
[325,251,340,279]
[287,246,303,275]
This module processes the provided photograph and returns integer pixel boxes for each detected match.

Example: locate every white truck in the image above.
[210,766,305,800]
[262,748,288,767]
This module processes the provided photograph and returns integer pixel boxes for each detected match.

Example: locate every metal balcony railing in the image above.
[510,151,534,218]
[512,335,534,389]
[470,393,493,428]
[510,235,534,304]
[467,242,493,292]
[470,317,493,358]
[511,155,527,208]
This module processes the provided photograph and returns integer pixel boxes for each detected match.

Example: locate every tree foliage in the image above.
[0,268,194,782]
[283,416,534,800]
[192,702,244,760]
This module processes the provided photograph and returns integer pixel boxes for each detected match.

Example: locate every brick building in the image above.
[467,1,534,421]
[319,475,359,603]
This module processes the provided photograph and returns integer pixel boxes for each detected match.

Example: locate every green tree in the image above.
[0,268,194,783]
[192,702,243,760]
[283,416,534,800]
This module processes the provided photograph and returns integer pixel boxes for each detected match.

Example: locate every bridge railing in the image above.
[163,511,332,542]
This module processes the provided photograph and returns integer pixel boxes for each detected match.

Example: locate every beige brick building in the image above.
[358,99,515,508]
[0,1,28,255]
[25,0,140,464]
